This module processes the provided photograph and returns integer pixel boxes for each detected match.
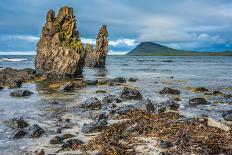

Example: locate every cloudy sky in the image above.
[1,0,232,55]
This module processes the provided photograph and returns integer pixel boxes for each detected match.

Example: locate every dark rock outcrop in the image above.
[35,6,85,77]
[10,90,33,97]
[159,87,180,95]
[81,119,107,134]
[28,124,45,138]
[120,87,143,100]
[85,25,108,67]
[189,98,209,106]
[6,118,29,129]
[81,97,101,109]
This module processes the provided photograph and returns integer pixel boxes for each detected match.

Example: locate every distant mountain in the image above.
[127,42,232,56]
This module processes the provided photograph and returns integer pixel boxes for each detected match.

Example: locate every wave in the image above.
[0,58,27,62]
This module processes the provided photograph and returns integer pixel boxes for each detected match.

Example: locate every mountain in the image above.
[127,42,232,56]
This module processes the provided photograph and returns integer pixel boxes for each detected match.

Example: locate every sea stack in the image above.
[85,25,108,67]
[35,6,85,77]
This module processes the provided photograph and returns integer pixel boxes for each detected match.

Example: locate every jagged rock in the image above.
[81,119,107,134]
[134,99,156,112]
[6,118,29,129]
[120,87,142,100]
[189,98,209,106]
[85,25,108,67]
[159,87,180,95]
[108,77,126,86]
[102,95,122,104]
[50,136,64,144]
[11,129,27,139]
[10,90,33,97]
[60,81,85,92]
[28,124,45,138]
[128,77,138,82]
[160,100,180,110]
[35,6,86,77]
[81,97,101,109]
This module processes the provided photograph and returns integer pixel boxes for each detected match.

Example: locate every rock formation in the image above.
[85,25,108,67]
[35,6,85,77]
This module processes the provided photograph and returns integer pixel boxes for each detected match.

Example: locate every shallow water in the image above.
[0,55,232,154]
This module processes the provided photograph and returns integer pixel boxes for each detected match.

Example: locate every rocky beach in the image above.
[0,5,232,155]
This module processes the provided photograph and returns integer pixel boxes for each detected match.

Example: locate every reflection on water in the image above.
[0,55,232,153]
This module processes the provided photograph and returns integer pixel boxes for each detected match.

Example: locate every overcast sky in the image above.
[1,0,232,54]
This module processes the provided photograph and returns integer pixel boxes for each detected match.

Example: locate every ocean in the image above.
[0,55,232,154]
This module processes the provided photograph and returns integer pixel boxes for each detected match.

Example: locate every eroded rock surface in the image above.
[35,6,85,77]
[85,25,108,67]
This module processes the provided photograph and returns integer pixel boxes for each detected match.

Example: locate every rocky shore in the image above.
[1,6,232,155]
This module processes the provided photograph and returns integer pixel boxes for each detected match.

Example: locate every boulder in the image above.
[62,139,84,149]
[81,97,101,109]
[160,100,180,110]
[189,98,209,106]
[134,99,156,112]
[35,6,86,77]
[224,114,232,121]
[6,118,29,129]
[195,87,209,92]
[10,90,33,97]
[120,87,142,100]
[81,119,107,134]
[28,124,45,138]
[11,129,27,139]
[85,25,108,67]
[159,87,180,95]
[102,95,122,104]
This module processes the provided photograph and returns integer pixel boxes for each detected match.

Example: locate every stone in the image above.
[224,114,232,121]
[48,101,59,104]
[102,95,122,104]
[134,99,156,112]
[8,79,23,88]
[116,105,135,115]
[159,87,180,95]
[85,25,108,67]
[84,79,98,86]
[11,129,27,139]
[81,119,107,134]
[195,87,209,92]
[189,98,209,106]
[160,100,180,110]
[6,118,29,129]
[35,149,45,155]
[62,139,84,149]
[60,81,85,92]
[224,94,232,99]
[213,91,224,96]
[10,90,33,97]
[62,133,75,139]
[120,87,142,100]
[35,6,86,77]
[81,97,101,109]
[96,90,107,94]
[97,79,109,85]
[207,117,230,131]
[160,140,173,149]
[50,136,64,144]
[128,77,138,82]
[28,124,45,138]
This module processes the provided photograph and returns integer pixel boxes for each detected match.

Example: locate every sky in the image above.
[1,0,232,55]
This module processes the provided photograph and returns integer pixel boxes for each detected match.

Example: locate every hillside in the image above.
[127,42,232,56]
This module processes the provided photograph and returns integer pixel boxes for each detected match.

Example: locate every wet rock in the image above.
[159,87,180,95]
[160,100,180,110]
[102,95,122,104]
[62,133,75,139]
[62,139,84,149]
[35,6,86,77]
[195,87,209,92]
[173,97,182,102]
[10,90,33,97]
[28,124,45,138]
[6,118,29,129]
[11,129,27,139]
[8,79,23,88]
[96,90,107,94]
[50,136,63,144]
[224,94,232,99]
[157,107,167,114]
[222,110,232,117]
[134,99,156,112]
[60,81,85,92]
[85,25,108,68]
[108,77,126,86]
[116,105,135,115]
[128,77,138,82]
[81,119,107,134]
[81,97,101,109]
[224,114,232,121]
[120,87,142,100]
[160,140,173,148]
[84,79,98,86]
[213,91,224,96]
[96,113,108,121]
[56,128,62,134]
[189,98,209,106]
[97,79,108,85]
